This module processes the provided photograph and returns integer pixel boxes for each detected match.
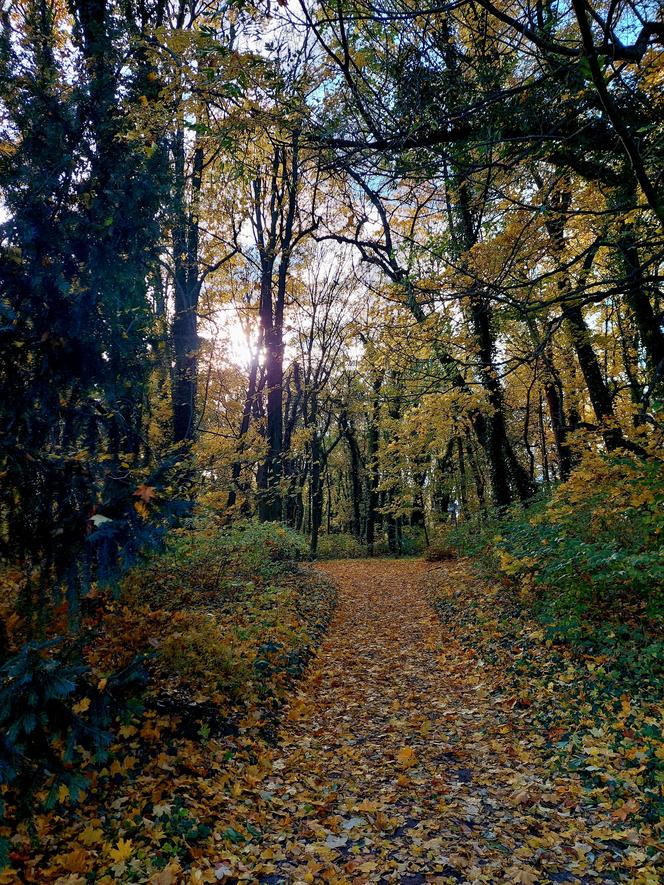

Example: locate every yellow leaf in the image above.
[72,697,90,714]
[355,799,377,812]
[79,826,104,846]
[118,724,137,738]
[149,861,182,884]
[508,867,539,885]
[60,848,90,873]
[109,838,134,863]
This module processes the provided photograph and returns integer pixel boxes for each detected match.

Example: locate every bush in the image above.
[495,452,664,624]
[426,514,505,573]
[155,613,249,701]
[424,526,458,561]
[438,451,664,657]
[399,526,428,555]
[0,639,146,807]
[222,520,307,567]
[124,518,308,609]
[316,533,365,559]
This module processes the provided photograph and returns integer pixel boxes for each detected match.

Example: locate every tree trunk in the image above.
[340,412,363,540]
[565,303,623,451]
[456,437,468,517]
[469,293,532,508]
[310,428,323,556]
[171,138,203,444]
[227,337,261,508]
[542,350,573,478]
[366,375,382,555]
[619,225,664,395]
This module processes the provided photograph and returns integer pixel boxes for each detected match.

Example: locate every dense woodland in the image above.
[0,0,663,880]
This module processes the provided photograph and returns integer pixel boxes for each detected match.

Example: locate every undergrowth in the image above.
[424,449,664,835]
[315,532,366,559]
[433,450,664,649]
[0,517,335,881]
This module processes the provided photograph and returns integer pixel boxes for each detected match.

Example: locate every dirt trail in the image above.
[230,559,627,884]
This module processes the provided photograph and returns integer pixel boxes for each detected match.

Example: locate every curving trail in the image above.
[227,559,631,884]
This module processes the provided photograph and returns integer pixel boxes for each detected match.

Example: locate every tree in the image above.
[0,0,170,619]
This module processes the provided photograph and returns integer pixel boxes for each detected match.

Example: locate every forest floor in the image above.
[8,557,660,884]
[212,559,660,884]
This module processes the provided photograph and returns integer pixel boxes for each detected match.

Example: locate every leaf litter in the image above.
[205,559,662,883]
[4,558,661,883]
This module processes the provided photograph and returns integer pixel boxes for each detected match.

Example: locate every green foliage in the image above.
[427,514,504,571]
[125,517,308,609]
[0,639,146,807]
[495,453,664,624]
[158,797,212,852]
[399,527,428,556]
[219,520,308,570]
[443,453,664,690]
[0,0,172,622]
[155,614,249,700]
[316,533,366,559]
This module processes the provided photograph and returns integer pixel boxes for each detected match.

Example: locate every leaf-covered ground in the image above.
[198,558,662,883]
[5,557,662,883]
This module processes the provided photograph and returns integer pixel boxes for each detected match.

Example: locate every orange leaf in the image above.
[133,484,157,503]
[396,746,418,769]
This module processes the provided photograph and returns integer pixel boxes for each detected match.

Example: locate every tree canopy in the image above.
[1,0,663,877]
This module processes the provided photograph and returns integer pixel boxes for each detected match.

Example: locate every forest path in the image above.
[229,559,619,884]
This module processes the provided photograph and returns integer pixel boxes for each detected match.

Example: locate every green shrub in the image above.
[495,453,664,624]
[0,639,146,807]
[316,533,365,559]
[442,451,664,645]
[431,513,504,574]
[399,526,428,555]
[424,525,457,561]
[155,613,249,700]
[124,518,308,608]
[221,520,307,568]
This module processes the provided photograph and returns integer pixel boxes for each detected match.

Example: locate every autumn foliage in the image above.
[1,0,664,879]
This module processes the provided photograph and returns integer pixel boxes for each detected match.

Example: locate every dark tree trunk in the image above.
[456,437,468,518]
[171,139,203,444]
[171,294,199,443]
[281,364,304,526]
[263,321,284,521]
[366,375,382,555]
[340,412,362,540]
[453,175,532,508]
[564,303,623,451]
[227,338,261,508]
[538,391,551,484]
[469,294,533,508]
[433,439,455,517]
[546,185,644,456]
[310,428,323,556]
[542,353,573,478]
[619,226,664,392]
[465,433,486,511]
[253,137,300,522]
